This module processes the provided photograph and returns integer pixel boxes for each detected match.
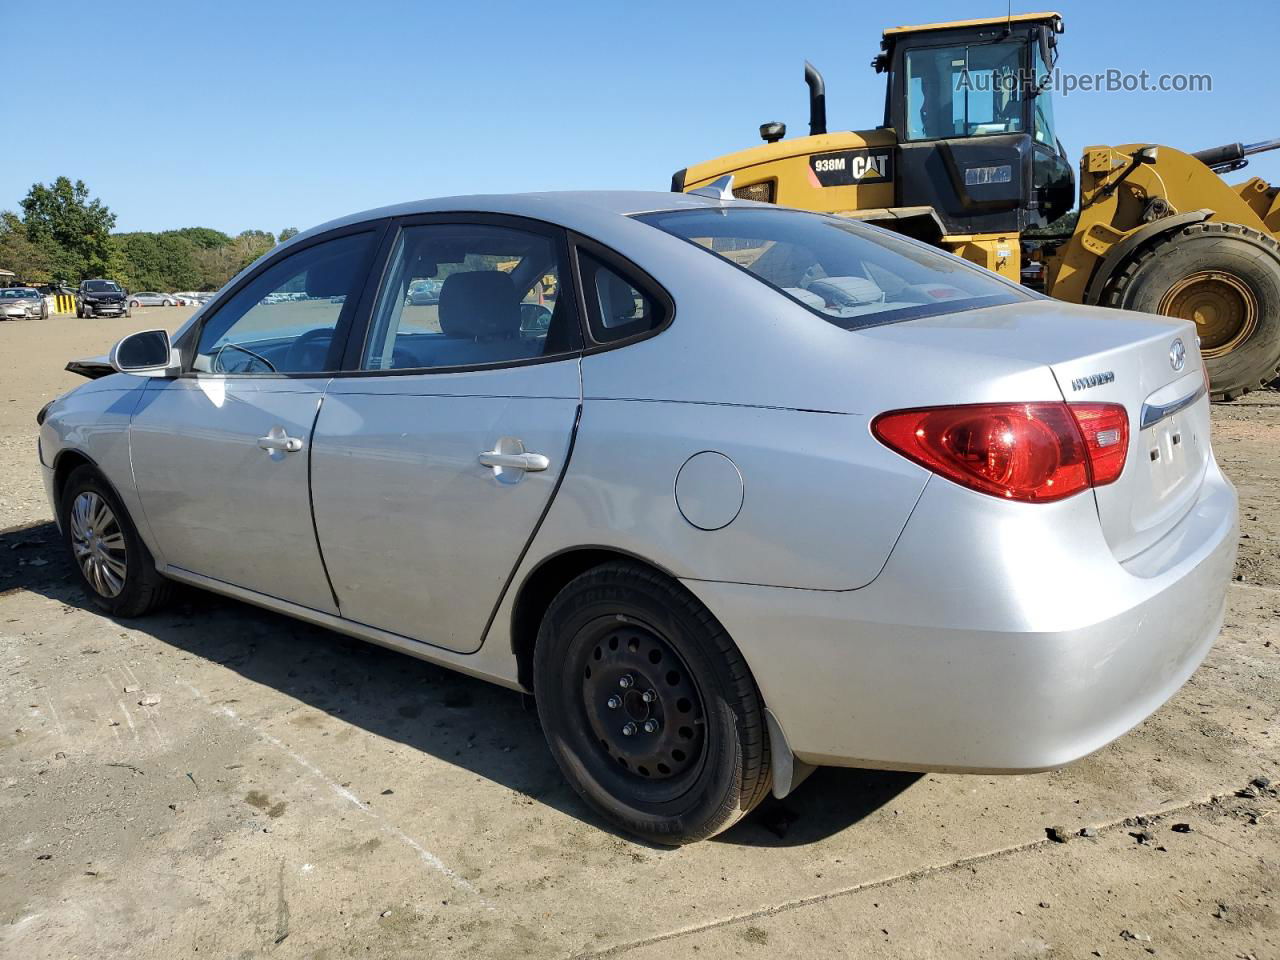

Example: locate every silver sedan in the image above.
[0,287,49,320]
[127,291,177,307]
[36,190,1237,844]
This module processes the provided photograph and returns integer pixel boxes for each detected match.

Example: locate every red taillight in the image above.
[872,402,1129,503]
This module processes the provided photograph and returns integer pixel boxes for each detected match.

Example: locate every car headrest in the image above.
[438,271,521,339]
[596,270,639,328]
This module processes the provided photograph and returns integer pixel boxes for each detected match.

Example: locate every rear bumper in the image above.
[683,459,1238,772]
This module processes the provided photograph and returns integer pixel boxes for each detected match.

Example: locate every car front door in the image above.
[129,226,383,612]
[309,217,582,652]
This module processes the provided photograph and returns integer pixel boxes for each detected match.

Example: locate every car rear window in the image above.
[634,207,1031,329]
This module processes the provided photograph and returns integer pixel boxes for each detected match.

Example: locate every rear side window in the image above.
[635,207,1029,330]
[578,253,666,344]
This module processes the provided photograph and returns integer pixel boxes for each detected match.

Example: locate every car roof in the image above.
[290,190,762,245]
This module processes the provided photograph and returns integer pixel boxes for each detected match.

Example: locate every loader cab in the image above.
[877,12,1075,235]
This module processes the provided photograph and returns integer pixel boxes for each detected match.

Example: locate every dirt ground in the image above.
[1,309,1277,959]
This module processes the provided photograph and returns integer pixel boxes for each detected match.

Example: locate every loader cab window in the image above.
[1031,43,1060,148]
[905,41,1025,141]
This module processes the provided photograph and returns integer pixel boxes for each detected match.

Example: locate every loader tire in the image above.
[1101,222,1280,401]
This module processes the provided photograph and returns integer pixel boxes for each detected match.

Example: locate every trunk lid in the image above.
[1047,313,1209,562]
[859,299,1209,560]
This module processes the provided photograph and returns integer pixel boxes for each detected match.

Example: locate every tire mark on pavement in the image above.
[274,858,290,946]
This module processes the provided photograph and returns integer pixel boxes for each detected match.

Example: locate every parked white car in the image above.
[37,191,1237,843]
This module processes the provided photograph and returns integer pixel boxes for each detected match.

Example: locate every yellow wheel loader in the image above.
[672,12,1280,399]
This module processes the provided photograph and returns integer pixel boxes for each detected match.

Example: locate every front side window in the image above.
[193,231,374,374]
[636,207,1030,329]
[362,223,579,371]
[905,41,1025,141]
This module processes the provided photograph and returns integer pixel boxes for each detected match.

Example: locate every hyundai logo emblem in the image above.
[1169,338,1186,372]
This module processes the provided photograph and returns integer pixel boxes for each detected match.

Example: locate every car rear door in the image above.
[129,225,384,612]
[309,216,582,653]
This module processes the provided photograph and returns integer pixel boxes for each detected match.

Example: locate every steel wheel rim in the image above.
[575,618,708,800]
[69,491,127,598]
[1158,270,1258,357]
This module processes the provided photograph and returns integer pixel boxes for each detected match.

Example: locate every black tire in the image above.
[1101,222,1280,400]
[59,464,171,617]
[534,561,771,845]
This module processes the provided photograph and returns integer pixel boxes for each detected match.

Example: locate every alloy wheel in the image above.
[69,491,127,598]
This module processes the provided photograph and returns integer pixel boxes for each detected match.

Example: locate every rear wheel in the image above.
[1102,222,1280,400]
[59,465,171,617]
[534,561,771,845]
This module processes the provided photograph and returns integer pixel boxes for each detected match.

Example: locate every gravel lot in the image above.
[1,310,1277,958]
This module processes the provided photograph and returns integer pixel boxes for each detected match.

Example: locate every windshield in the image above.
[634,207,1030,329]
[905,40,1025,141]
[84,280,121,292]
[0,288,39,298]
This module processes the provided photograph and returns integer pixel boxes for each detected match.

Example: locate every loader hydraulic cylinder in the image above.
[1192,138,1280,173]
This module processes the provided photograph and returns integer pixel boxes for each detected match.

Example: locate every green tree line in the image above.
[0,177,299,292]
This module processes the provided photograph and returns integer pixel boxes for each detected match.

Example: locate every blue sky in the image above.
[6,0,1277,234]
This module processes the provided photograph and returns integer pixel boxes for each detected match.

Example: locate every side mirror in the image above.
[109,329,179,377]
[1135,146,1160,164]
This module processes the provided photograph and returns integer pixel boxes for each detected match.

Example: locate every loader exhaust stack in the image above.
[804,61,827,137]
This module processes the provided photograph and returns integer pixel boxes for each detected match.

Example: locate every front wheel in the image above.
[534,562,771,845]
[129,299,141,308]
[59,464,171,617]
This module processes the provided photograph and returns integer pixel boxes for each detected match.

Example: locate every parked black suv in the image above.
[78,279,130,318]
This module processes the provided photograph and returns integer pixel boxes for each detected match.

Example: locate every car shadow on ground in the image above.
[1,518,920,848]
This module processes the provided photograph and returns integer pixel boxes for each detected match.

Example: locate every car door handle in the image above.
[478,451,549,472]
[258,434,304,453]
